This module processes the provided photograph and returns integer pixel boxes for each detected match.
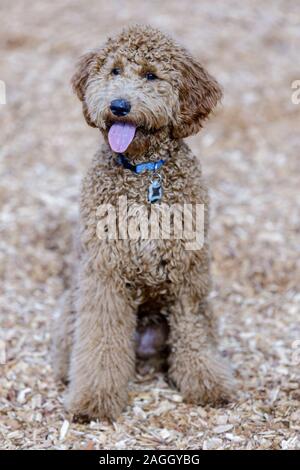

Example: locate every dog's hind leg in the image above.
[52,289,76,384]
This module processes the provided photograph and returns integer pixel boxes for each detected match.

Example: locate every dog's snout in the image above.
[110,99,131,116]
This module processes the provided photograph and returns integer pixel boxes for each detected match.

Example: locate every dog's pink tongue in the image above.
[108,122,136,153]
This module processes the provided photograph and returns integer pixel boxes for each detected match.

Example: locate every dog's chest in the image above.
[97,190,194,289]
[97,175,195,287]
[115,235,191,292]
[85,153,205,289]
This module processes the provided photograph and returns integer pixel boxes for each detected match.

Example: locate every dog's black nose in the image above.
[110,99,131,116]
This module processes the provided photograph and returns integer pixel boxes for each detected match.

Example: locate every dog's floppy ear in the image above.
[172,53,222,139]
[71,50,105,128]
[71,51,98,102]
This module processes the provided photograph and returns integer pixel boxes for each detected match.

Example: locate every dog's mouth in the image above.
[105,119,161,154]
[107,121,136,153]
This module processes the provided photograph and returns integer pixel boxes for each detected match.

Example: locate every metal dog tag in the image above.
[148,178,163,203]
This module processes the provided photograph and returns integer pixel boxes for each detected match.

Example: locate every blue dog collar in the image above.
[116,153,165,174]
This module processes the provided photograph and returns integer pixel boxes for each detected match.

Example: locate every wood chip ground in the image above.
[0,0,299,450]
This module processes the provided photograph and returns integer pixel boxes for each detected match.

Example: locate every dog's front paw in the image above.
[169,354,235,406]
[65,386,128,421]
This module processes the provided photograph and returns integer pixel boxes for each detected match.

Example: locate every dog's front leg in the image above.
[168,295,235,405]
[65,264,136,421]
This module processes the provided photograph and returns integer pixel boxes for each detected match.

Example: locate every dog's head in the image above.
[72,25,222,156]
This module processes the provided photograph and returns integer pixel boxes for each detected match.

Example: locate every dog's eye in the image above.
[145,72,158,81]
[111,67,121,76]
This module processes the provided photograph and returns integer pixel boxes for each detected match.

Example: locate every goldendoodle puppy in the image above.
[52,24,234,420]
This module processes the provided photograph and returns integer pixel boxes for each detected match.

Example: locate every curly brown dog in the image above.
[52,24,235,420]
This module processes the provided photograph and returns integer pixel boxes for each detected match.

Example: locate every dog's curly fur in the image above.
[52,25,235,420]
